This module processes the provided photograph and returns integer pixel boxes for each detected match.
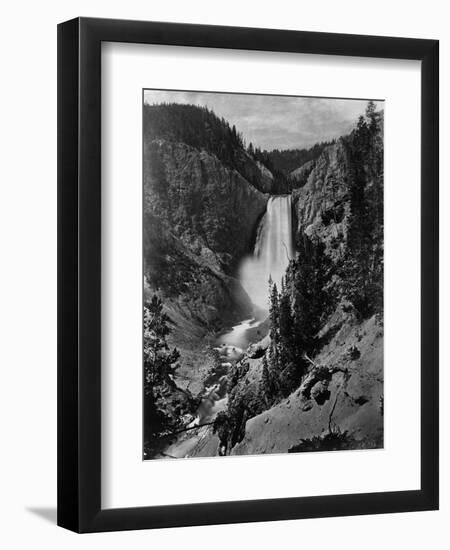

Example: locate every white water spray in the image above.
[239,195,294,311]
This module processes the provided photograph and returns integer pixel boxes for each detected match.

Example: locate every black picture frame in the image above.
[57,17,439,533]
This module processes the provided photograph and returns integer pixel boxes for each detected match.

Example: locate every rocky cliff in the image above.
[143,138,269,340]
[292,140,350,260]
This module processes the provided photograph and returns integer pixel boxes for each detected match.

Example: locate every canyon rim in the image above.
[142,90,384,460]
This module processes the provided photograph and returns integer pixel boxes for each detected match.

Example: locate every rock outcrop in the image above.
[292,141,350,260]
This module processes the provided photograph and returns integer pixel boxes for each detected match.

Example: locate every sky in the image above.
[143,89,383,151]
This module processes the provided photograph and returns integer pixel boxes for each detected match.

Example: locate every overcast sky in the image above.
[144,89,383,151]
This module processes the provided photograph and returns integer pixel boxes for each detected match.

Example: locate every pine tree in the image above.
[365,100,381,136]
[269,281,280,346]
[340,102,384,317]
[143,295,180,443]
[290,235,332,355]
[278,286,298,394]
[260,354,277,406]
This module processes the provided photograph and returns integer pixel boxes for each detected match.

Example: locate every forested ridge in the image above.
[263,141,332,175]
[144,102,335,194]
[144,102,247,170]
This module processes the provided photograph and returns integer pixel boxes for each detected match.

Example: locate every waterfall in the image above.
[239,195,294,311]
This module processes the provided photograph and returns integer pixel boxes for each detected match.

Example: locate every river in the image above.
[161,317,262,458]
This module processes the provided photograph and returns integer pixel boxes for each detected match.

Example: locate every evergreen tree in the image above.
[278,285,298,394]
[290,235,331,352]
[143,295,180,443]
[260,355,277,407]
[269,281,280,348]
[366,100,382,136]
[340,101,384,317]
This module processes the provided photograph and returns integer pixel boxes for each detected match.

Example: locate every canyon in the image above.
[143,102,384,459]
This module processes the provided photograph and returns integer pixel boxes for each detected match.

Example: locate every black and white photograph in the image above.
[143,90,384,460]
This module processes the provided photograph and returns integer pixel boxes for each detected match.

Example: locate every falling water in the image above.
[239,195,294,311]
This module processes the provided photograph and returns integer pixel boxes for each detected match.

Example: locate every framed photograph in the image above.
[57,17,439,532]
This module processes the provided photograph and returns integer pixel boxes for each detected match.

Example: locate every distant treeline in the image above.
[261,141,333,176]
[144,102,245,167]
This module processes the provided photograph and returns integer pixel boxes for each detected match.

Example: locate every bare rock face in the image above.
[292,141,350,260]
[144,140,269,270]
